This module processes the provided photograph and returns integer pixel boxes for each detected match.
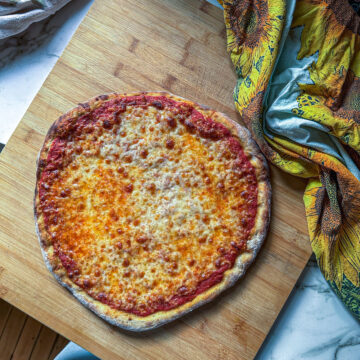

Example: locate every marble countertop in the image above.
[0,0,358,359]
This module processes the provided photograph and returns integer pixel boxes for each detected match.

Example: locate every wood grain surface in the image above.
[0,299,68,360]
[0,0,312,359]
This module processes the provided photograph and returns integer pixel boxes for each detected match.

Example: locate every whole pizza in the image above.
[34,92,271,331]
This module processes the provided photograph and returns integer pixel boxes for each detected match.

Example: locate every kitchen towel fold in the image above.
[54,342,99,360]
[0,0,71,39]
[220,0,360,318]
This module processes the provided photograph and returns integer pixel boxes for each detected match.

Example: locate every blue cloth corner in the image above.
[55,342,99,360]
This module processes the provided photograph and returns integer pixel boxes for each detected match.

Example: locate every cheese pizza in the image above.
[34,92,271,331]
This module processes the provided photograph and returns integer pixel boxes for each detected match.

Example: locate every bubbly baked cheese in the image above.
[37,94,258,317]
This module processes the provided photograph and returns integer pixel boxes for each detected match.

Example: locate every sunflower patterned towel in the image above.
[219,0,360,318]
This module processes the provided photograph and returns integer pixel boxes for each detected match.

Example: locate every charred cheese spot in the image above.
[39,97,258,317]
[165,138,175,149]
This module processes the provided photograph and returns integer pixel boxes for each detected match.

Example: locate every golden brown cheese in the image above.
[39,100,257,316]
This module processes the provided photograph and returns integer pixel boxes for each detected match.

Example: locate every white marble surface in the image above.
[0,0,359,359]
[0,0,92,144]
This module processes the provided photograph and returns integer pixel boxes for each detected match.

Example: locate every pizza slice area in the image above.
[37,96,258,316]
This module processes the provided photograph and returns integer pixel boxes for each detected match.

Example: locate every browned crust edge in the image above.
[34,91,271,332]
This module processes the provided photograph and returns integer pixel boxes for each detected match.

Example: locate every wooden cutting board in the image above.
[0,0,312,359]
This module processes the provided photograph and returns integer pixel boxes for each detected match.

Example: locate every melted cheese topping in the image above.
[40,100,257,316]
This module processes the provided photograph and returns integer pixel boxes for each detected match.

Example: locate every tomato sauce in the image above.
[39,95,258,317]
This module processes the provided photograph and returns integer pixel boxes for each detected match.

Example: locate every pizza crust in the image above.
[34,92,271,331]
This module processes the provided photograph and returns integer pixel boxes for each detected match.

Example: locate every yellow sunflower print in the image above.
[221,0,360,318]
